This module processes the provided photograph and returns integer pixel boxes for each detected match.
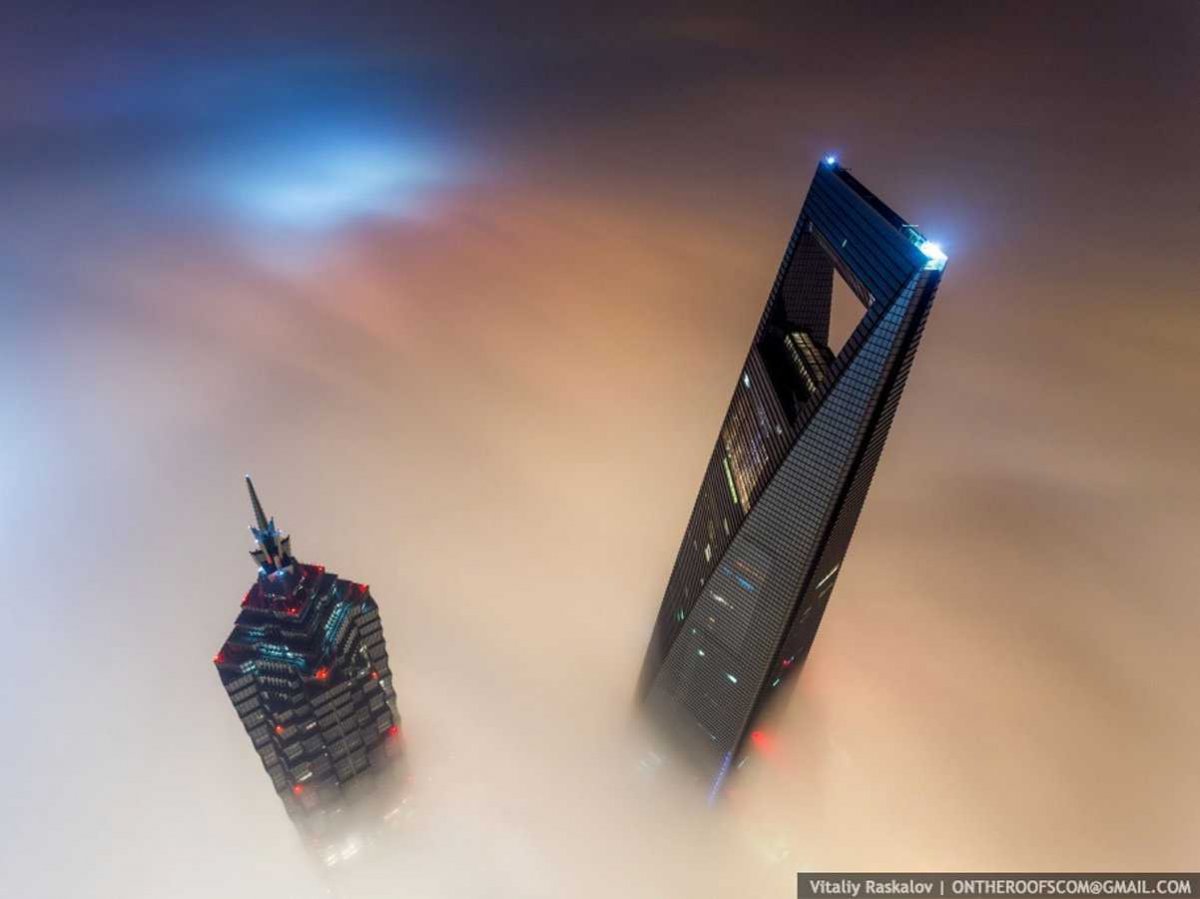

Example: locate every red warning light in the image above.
[387,724,400,739]
[213,651,225,664]
[274,725,285,736]
[750,730,777,756]
[370,671,380,681]
[314,667,330,681]
[292,784,304,796]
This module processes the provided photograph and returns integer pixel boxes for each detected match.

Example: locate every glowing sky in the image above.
[1,4,1198,897]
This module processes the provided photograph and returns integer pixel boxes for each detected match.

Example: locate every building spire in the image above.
[244,475,294,573]
[246,474,269,532]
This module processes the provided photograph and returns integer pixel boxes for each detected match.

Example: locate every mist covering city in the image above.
[2,4,1198,898]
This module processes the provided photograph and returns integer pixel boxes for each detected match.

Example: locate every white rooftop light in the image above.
[918,240,948,269]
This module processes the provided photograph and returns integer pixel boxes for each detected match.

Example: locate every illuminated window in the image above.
[815,564,840,590]
[721,456,739,505]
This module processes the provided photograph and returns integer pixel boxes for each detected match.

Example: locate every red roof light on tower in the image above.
[750,729,777,757]
[314,667,330,682]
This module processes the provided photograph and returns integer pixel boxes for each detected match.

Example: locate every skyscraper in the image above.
[214,477,401,820]
[637,158,947,793]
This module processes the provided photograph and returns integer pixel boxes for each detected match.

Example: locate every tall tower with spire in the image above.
[214,477,402,820]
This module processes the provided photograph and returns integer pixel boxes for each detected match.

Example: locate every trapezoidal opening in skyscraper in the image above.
[828,273,862,358]
[636,157,947,797]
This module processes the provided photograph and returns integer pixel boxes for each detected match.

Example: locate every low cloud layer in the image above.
[2,4,1198,897]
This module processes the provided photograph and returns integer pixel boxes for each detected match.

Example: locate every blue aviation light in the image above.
[824,155,838,166]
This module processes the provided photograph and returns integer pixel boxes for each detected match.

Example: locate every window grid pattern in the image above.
[215,565,401,818]
[638,162,944,782]
[648,277,918,760]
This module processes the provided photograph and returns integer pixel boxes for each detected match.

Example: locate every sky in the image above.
[1,2,1198,897]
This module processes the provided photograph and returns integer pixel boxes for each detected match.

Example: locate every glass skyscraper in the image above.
[214,477,402,822]
[637,158,947,794]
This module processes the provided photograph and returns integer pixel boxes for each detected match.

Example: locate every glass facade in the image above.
[637,160,946,788]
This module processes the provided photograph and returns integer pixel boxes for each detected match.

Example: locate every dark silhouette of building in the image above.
[214,477,401,820]
[637,158,947,796]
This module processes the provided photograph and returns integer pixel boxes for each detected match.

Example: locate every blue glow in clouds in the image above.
[207,127,447,230]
